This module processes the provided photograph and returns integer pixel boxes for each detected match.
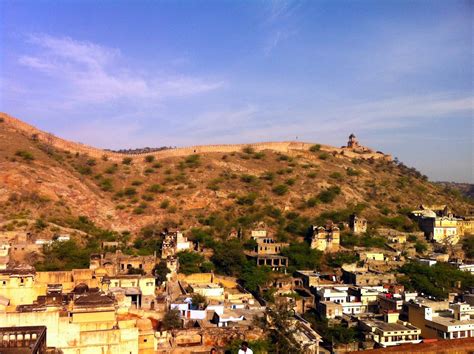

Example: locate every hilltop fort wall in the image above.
[1,112,391,162]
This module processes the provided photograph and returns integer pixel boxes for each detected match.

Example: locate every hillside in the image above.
[0,112,472,242]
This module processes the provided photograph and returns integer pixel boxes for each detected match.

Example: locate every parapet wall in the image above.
[1,112,391,162]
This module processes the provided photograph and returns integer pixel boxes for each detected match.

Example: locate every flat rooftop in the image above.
[364,319,418,332]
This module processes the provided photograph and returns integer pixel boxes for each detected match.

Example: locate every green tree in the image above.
[211,240,246,276]
[153,261,170,283]
[240,263,271,292]
[162,309,182,330]
[281,243,322,272]
[177,251,206,274]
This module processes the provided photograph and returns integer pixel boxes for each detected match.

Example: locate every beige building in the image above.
[350,214,367,234]
[0,291,149,353]
[359,315,421,347]
[342,265,396,286]
[408,301,474,340]
[310,222,340,252]
[413,206,461,244]
[90,251,157,276]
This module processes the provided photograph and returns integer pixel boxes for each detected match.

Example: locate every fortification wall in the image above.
[1,112,391,162]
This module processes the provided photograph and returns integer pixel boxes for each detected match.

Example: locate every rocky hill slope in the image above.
[0,112,472,239]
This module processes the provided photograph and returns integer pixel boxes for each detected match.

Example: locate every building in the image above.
[190,283,224,299]
[161,230,192,259]
[317,301,343,319]
[246,232,289,271]
[377,293,404,313]
[458,215,474,237]
[0,326,47,354]
[89,251,157,275]
[350,214,367,234]
[316,287,364,315]
[254,237,289,255]
[0,290,143,353]
[212,310,245,327]
[342,265,397,286]
[294,270,323,288]
[309,222,340,252]
[413,206,460,244]
[407,301,474,340]
[359,315,421,348]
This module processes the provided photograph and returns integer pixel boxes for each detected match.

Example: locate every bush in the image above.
[123,187,137,197]
[317,186,341,203]
[318,152,330,160]
[105,164,118,174]
[285,178,295,186]
[15,150,35,161]
[272,184,289,196]
[122,157,133,165]
[184,154,200,168]
[242,146,255,154]
[237,192,258,205]
[147,184,166,193]
[277,154,291,161]
[347,167,361,176]
[261,172,275,181]
[160,199,170,209]
[100,178,114,192]
[309,144,321,152]
[241,174,258,184]
[133,207,145,214]
[329,172,343,181]
[144,155,155,163]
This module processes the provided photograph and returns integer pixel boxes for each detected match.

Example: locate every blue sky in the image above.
[0,0,472,182]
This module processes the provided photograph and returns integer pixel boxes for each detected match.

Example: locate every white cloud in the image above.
[18,33,224,104]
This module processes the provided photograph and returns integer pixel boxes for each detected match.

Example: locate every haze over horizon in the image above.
[0,0,472,182]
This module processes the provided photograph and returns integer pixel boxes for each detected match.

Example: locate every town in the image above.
[0,199,473,353]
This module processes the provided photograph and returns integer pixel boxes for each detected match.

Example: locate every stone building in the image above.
[246,230,289,271]
[89,251,157,276]
[309,222,340,252]
[347,133,359,149]
[161,230,192,259]
[350,214,367,234]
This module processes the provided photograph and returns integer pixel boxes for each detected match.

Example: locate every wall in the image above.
[2,112,391,163]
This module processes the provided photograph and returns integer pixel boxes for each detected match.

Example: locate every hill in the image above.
[0,112,472,242]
